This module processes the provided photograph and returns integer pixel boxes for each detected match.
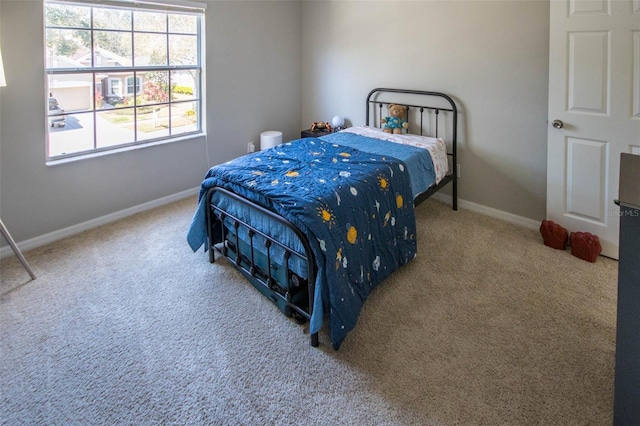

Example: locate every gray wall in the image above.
[0,1,301,247]
[300,1,550,221]
[2,0,550,251]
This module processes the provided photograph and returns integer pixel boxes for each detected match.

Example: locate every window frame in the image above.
[44,0,206,162]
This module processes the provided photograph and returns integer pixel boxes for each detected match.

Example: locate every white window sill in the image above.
[46,132,206,167]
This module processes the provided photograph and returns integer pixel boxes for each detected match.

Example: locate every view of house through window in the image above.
[45,0,204,160]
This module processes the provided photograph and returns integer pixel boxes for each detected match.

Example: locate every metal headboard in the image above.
[365,88,458,210]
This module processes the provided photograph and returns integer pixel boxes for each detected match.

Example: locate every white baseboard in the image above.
[431,193,540,231]
[1,188,199,259]
[2,189,539,259]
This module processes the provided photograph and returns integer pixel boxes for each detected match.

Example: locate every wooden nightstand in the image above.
[301,129,331,138]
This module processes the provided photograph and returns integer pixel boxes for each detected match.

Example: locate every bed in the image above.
[187,88,458,349]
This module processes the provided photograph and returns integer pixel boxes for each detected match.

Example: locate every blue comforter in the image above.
[324,131,437,199]
[187,137,417,349]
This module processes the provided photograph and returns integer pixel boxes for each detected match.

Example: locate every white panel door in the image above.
[547,0,640,259]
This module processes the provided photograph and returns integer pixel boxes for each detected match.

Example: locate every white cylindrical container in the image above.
[260,130,283,150]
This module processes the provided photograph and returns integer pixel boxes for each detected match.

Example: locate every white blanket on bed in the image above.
[340,126,449,184]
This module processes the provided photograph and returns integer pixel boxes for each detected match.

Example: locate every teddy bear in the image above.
[381,104,409,134]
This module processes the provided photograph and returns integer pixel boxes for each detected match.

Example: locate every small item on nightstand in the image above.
[310,121,332,133]
[332,115,346,131]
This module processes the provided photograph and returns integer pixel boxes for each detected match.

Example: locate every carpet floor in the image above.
[0,197,618,425]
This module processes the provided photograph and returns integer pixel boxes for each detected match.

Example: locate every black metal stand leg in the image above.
[453,180,458,211]
[0,219,36,280]
[311,332,319,347]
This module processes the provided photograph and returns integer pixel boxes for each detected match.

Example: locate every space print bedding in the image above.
[188,136,418,349]
[187,88,458,349]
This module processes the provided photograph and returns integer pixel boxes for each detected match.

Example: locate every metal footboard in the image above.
[205,187,319,347]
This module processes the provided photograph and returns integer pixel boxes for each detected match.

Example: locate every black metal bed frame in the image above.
[366,88,458,209]
[205,88,458,348]
[206,187,320,347]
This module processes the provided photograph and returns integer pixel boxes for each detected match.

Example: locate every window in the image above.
[126,76,142,95]
[109,78,121,96]
[44,0,205,161]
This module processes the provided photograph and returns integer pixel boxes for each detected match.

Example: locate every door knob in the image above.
[552,119,563,129]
